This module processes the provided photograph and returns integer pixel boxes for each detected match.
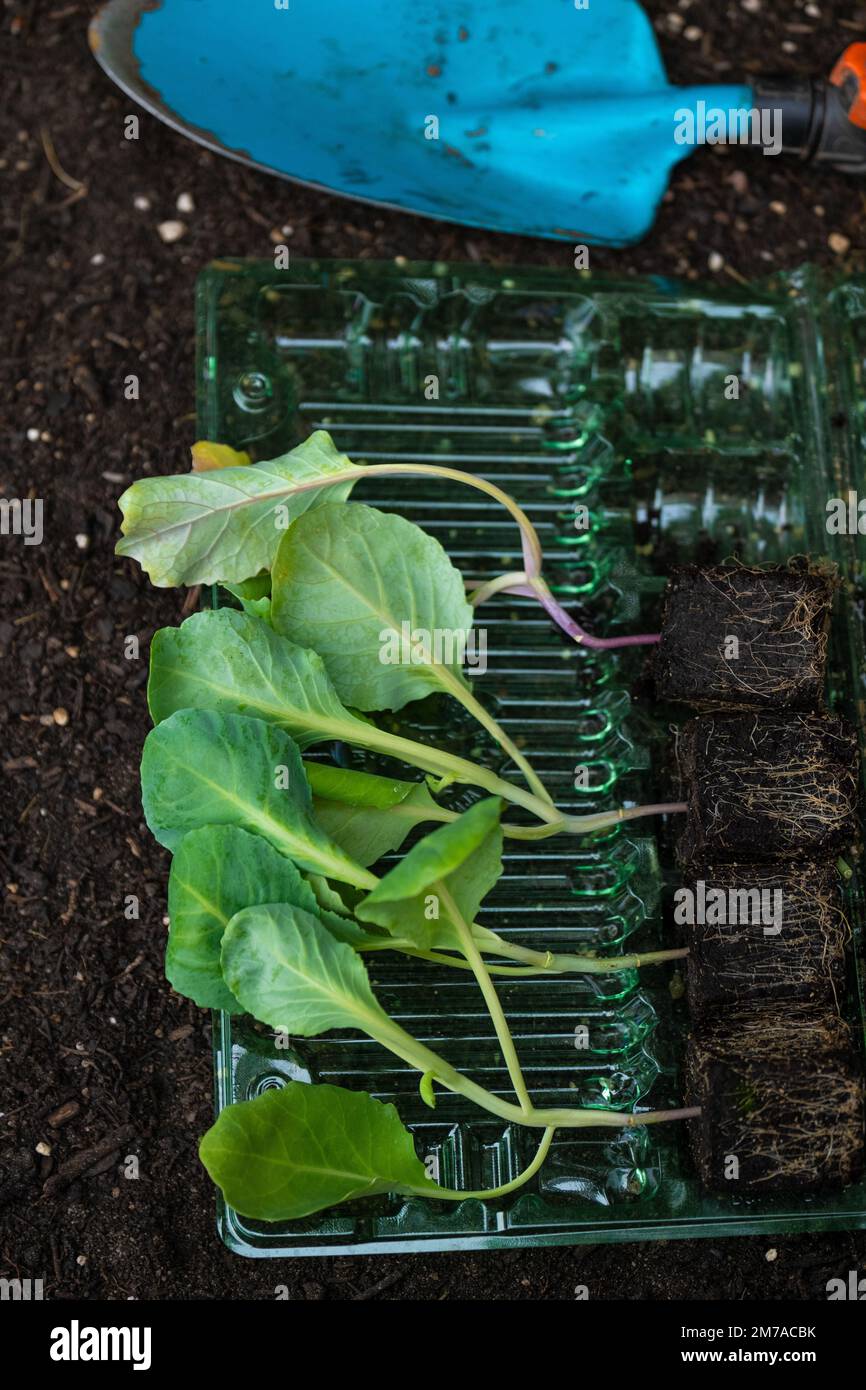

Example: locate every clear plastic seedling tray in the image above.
[196,258,866,1256]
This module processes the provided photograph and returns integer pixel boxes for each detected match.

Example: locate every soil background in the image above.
[3,0,866,1302]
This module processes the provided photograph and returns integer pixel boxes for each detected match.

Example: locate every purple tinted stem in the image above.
[531,581,661,649]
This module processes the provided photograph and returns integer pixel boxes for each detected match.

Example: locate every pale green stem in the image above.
[471,926,689,974]
[373,1010,699,1129]
[561,802,688,834]
[322,715,564,826]
[358,935,688,974]
[276,462,544,576]
[356,940,548,975]
[437,881,533,1114]
[420,1127,556,1202]
[437,665,555,808]
[468,570,529,607]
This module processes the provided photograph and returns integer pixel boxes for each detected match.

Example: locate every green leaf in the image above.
[221,902,389,1037]
[238,595,272,622]
[116,431,357,588]
[223,575,273,622]
[271,502,474,713]
[190,440,251,471]
[147,608,373,753]
[199,1081,439,1221]
[140,709,376,890]
[356,797,503,947]
[166,824,327,1011]
[307,762,447,867]
[223,574,270,602]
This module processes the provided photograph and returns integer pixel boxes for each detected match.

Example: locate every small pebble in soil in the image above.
[65,646,79,658]
[769,200,786,215]
[157,220,187,243]
[90,252,105,266]
[765,1249,778,1262]
[708,251,724,272]
[35,1141,52,1156]
[741,0,761,10]
[26,428,39,442]
[829,233,851,255]
[176,191,194,214]
[683,26,702,40]
[74,533,89,550]
[133,194,151,211]
[52,708,69,727]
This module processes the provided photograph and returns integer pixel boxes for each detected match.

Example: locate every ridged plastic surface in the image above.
[197,259,866,1255]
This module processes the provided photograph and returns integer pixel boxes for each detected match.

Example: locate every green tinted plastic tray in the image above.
[196,258,866,1256]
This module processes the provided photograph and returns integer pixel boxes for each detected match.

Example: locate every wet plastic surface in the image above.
[197,258,866,1255]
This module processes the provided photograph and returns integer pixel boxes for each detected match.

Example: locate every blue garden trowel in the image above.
[89,0,866,246]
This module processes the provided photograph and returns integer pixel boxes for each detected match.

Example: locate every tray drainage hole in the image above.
[233,370,273,413]
[251,1073,288,1097]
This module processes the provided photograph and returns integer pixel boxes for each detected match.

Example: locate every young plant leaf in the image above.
[167,824,332,1011]
[222,575,273,622]
[224,574,270,601]
[116,431,356,587]
[271,502,474,713]
[199,1081,439,1221]
[307,762,447,867]
[356,797,503,947]
[140,708,377,890]
[146,607,541,813]
[221,902,390,1037]
[190,440,251,471]
[148,608,375,751]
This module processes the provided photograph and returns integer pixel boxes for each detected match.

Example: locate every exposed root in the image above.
[677,712,859,862]
[683,861,850,1015]
[686,1007,864,1191]
[654,559,836,711]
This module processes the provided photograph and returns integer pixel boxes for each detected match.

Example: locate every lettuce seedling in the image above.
[123,431,692,1222]
[199,1082,556,1222]
[270,500,551,805]
[117,429,660,648]
[144,717,685,991]
[148,606,684,836]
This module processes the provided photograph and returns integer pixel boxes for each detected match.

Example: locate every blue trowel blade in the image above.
[89,0,752,245]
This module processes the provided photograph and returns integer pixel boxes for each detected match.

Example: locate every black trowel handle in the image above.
[752,42,866,173]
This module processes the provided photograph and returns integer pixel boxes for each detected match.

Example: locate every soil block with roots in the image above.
[681,861,848,1018]
[653,561,835,711]
[677,711,859,864]
[685,1007,865,1193]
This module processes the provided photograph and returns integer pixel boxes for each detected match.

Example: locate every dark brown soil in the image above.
[684,861,848,1017]
[678,712,860,863]
[654,563,834,712]
[3,2,866,1301]
[686,1008,865,1193]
